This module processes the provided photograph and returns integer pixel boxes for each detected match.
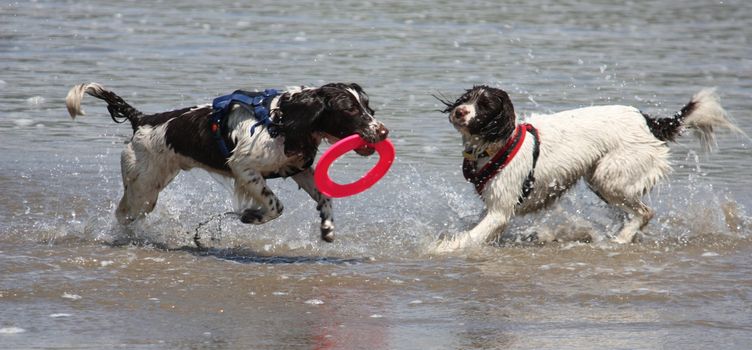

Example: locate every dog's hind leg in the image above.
[612,199,655,244]
[586,166,660,244]
[291,168,335,242]
[116,143,179,224]
[232,169,284,225]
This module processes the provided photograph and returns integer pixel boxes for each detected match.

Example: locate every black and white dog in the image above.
[435,86,740,252]
[66,82,388,243]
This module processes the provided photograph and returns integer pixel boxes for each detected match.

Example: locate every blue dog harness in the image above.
[210,89,280,158]
[208,89,313,179]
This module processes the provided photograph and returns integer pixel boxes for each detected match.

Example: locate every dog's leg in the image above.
[591,178,655,244]
[291,168,335,242]
[433,210,510,253]
[612,200,654,244]
[233,170,284,224]
[116,143,179,224]
[587,149,664,244]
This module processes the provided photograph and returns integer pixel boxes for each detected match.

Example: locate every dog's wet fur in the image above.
[66,82,388,243]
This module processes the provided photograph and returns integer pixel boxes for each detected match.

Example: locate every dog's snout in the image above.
[376,124,389,140]
[454,106,469,119]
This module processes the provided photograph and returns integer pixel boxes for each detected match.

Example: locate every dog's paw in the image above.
[611,232,642,244]
[430,237,463,254]
[632,231,644,243]
[321,220,335,242]
[240,209,265,224]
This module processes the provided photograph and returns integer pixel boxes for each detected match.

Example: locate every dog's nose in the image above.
[453,106,469,120]
[376,124,389,140]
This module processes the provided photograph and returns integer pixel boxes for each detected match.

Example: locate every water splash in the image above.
[3,136,749,259]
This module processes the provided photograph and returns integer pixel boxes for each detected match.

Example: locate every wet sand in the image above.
[2,236,752,349]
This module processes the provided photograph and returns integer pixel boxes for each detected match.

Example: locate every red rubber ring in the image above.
[314,135,395,198]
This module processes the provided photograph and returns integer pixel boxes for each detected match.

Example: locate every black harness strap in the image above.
[518,125,540,204]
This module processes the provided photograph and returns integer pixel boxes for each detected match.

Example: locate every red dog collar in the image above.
[463,123,539,197]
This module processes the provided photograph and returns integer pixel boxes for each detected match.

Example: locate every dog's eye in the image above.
[345,107,360,116]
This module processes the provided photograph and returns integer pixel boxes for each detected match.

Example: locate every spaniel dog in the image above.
[65,82,388,243]
[435,86,740,252]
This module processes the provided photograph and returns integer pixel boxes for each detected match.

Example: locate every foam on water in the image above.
[0,327,26,334]
[25,96,45,107]
[12,118,35,127]
[61,292,82,301]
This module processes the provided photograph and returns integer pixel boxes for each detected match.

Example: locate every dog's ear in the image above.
[479,88,517,142]
[345,82,363,92]
[279,91,325,159]
[346,83,375,114]
[491,88,516,119]
[345,83,366,100]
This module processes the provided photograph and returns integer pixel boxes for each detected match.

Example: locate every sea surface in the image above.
[1,1,751,349]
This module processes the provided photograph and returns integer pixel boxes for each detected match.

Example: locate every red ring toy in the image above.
[314,135,395,198]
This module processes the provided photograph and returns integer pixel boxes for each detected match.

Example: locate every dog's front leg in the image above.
[292,168,335,242]
[233,170,284,224]
[433,211,510,253]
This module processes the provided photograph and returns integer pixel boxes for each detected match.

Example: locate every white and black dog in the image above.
[435,85,741,252]
[66,82,388,243]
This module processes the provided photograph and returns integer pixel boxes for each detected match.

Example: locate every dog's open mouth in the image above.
[323,133,378,156]
[354,145,376,156]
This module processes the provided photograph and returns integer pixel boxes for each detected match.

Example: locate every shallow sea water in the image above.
[1,1,751,349]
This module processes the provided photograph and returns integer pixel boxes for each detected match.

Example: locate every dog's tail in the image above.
[65,82,143,129]
[644,88,743,151]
